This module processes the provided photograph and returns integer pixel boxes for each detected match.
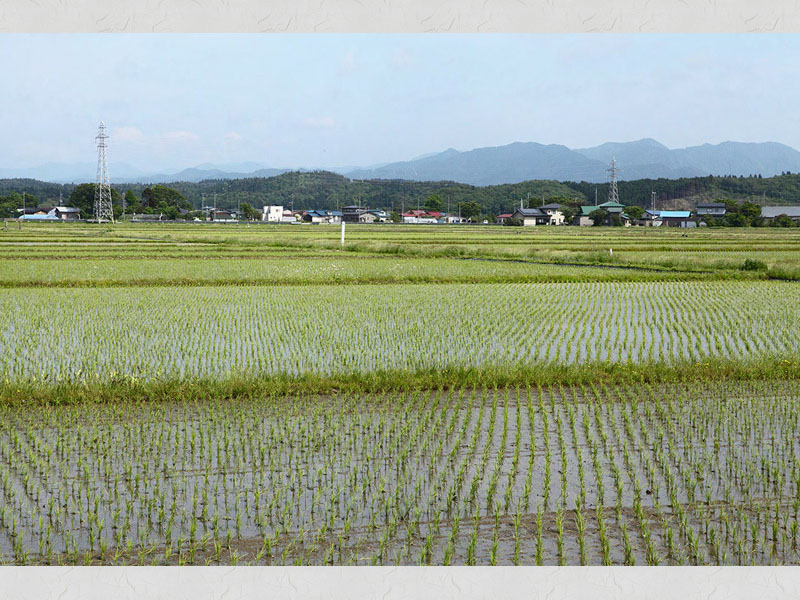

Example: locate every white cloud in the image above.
[224,132,243,142]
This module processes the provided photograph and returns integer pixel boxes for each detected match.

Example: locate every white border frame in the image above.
[0,0,799,32]
[1,1,800,597]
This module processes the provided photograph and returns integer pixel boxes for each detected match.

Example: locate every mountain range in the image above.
[5,139,800,186]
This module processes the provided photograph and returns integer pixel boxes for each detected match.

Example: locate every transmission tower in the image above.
[94,121,114,223]
[607,156,620,204]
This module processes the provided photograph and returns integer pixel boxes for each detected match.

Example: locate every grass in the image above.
[2,356,798,406]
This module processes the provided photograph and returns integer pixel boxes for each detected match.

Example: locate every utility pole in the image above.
[22,192,26,215]
[651,191,656,212]
[594,187,598,207]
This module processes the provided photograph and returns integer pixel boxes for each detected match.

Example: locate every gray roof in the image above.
[697,203,726,208]
[514,208,546,217]
[540,203,563,210]
[761,206,800,218]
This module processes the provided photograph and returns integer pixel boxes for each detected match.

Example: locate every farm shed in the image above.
[658,210,694,227]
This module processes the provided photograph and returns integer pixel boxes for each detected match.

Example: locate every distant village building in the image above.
[496,213,513,225]
[303,209,343,224]
[696,203,727,218]
[402,210,440,224]
[539,203,566,225]
[262,205,284,222]
[209,209,238,223]
[577,201,625,226]
[342,206,368,223]
[644,209,695,228]
[17,206,81,221]
[760,206,800,223]
[511,207,550,226]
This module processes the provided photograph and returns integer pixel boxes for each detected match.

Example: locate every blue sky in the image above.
[2,34,800,172]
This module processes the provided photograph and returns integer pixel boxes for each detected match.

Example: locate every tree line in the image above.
[2,170,800,220]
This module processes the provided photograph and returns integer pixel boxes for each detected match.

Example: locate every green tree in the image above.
[240,202,259,221]
[771,214,796,227]
[458,201,481,220]
[67,184,122,219]
[589,208,607,226]
[141,185,191,210]
[424,194,443,212]
[725,212,747,227]
[560,204,579,224]
[625,205,644,220]
[740,201,761,220]
[124,190,138,212]
[389,211,401,223]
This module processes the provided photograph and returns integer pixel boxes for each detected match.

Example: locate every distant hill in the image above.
[346,139,800,185]
[9,138,800,187]
[0,162,288,184]
[124,166,287,184]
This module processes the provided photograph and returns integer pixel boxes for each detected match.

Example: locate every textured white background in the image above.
[1,0,800,32]
[1,0,800,597]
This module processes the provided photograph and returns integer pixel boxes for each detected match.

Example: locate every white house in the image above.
[262,205,284,222]
[539,203,566,225]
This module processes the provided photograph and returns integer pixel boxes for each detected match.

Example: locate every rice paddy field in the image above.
[1,222,800,565]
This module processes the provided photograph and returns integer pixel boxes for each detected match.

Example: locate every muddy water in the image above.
[0,379,799,565]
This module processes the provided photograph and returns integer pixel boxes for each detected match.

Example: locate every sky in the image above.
[2,34,800,173]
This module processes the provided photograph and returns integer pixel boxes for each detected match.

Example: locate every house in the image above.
[659,210,695,227]
[644,210,695,228]
[17,206,55,219]
[402,210,439,224]
[511,207,550,226]
[539,203,566,225]
[577,201,625,226]
[302,210,342,224]
[496,213,513,225]
[18,206,81,221]
[578,206,600,226]
[362,210,389,223]
[262,205,284,222]
[696,203,727,218]
[760,206,800,222]
[342,205,367,223]
[209,209,238,222]
[52,207,81,220]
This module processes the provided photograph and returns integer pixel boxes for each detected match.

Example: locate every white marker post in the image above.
[341,221,345,246]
